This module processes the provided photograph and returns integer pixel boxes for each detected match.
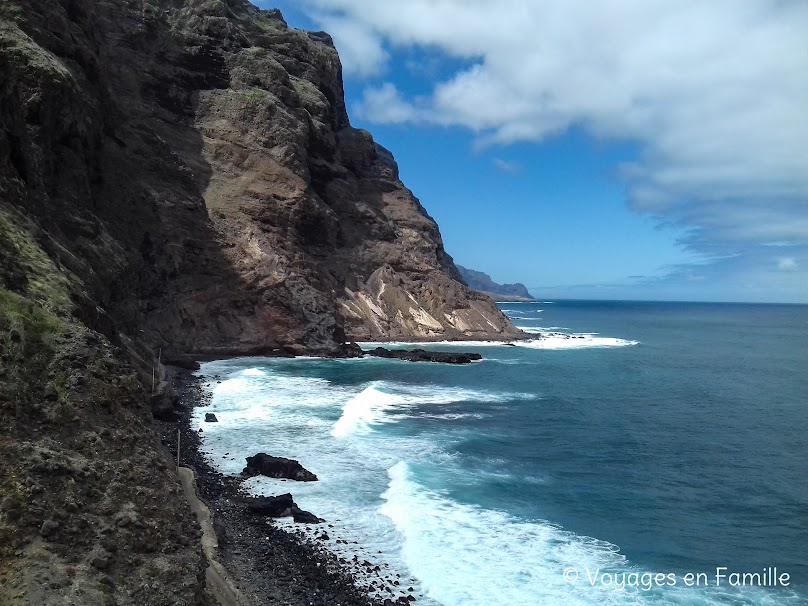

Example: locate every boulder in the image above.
[291,506,322,524]
[204,413,218,422]
[243,493,294,517]
[243,453,318,481]
[242,495,322,523]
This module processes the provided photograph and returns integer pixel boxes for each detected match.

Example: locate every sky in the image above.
[257,0,808,303]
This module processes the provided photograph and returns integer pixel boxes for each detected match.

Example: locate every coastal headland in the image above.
[0,1,521,603]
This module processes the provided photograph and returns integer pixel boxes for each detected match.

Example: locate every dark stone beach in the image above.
[158,368,419,606]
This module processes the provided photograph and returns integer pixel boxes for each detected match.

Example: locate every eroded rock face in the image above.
[1,0,520,359]
[0,3,522,601]
[177,6,523,347]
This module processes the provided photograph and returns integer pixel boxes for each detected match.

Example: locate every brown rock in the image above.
[0,2,525,605]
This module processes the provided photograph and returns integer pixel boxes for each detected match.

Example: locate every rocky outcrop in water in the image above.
[244,453,318,481]
[365,347,483,364]
[242,493,321,524]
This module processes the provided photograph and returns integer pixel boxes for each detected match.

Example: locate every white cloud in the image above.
[297,0,808,256]
[492,158,521,174]
[354,82,417,123]
[316,15,389,77]
[777,257,798,272]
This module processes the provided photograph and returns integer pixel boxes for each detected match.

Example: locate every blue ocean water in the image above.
[193,300,808,606]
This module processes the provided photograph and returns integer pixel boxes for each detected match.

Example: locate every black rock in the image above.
[39,519,59,538]
[150,389,181,422]
[243,453,318,481]
[243,493,294,517]
[204,413,218,422]
[43,382,59,401]
[291,506,321,524]
[365,347,482,364]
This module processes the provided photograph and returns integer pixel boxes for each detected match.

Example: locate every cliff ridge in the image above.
[0,1,521,603]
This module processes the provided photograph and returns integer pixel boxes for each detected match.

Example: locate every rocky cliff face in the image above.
[3,0,519,360]
[1,0,520,603]
[166,3,522,350]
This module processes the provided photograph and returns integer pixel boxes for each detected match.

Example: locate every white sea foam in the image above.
[411,412,489,421]
[332,382,532,438]
[193,359,799,606]
[516,327,545,334]
[380,461,631,606]
[359,334,638,350]
[484,358,535,365]
[520,333,639,349]
[356,340,521,348]
[331,383,398,438]
[380,463,791,606]
[242,367,267,376]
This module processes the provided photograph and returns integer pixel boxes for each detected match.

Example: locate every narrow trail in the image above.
[178,466,252,606]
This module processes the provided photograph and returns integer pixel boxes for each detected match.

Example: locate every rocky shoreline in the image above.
[158,368,419,606]
[364,347,483,364]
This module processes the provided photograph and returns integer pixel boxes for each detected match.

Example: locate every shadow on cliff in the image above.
[0,0,307,363]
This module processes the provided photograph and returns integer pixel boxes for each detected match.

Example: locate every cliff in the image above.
[456,265,537,302]
[0,0,521,603]
[2,0,520,359]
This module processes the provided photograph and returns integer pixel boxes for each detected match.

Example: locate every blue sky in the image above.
[258,1,808,303]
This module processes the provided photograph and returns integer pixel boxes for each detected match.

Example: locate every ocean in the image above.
[192,300,808,606]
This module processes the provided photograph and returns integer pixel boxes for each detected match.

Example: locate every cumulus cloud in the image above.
[315,15,389,77]
[295,0,808,260]
[353,82,417,123]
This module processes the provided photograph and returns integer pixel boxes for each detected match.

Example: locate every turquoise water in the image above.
[193,301,808,606]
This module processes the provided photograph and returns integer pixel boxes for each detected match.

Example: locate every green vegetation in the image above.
[0,279,69,422]
[241,88,266,102]
[0,0,24,21]
[0,14,74,82]
[290,76,327,113]
[0,206,73,435]
[0,208,74,316]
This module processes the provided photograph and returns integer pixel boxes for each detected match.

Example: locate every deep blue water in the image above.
[195,300,808,606]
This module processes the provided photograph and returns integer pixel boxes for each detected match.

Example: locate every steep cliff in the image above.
[2,0,520,360]
[1,0,521,603]
[456,265,537,302]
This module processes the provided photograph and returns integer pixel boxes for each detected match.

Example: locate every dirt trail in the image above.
[178,466,251,606]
